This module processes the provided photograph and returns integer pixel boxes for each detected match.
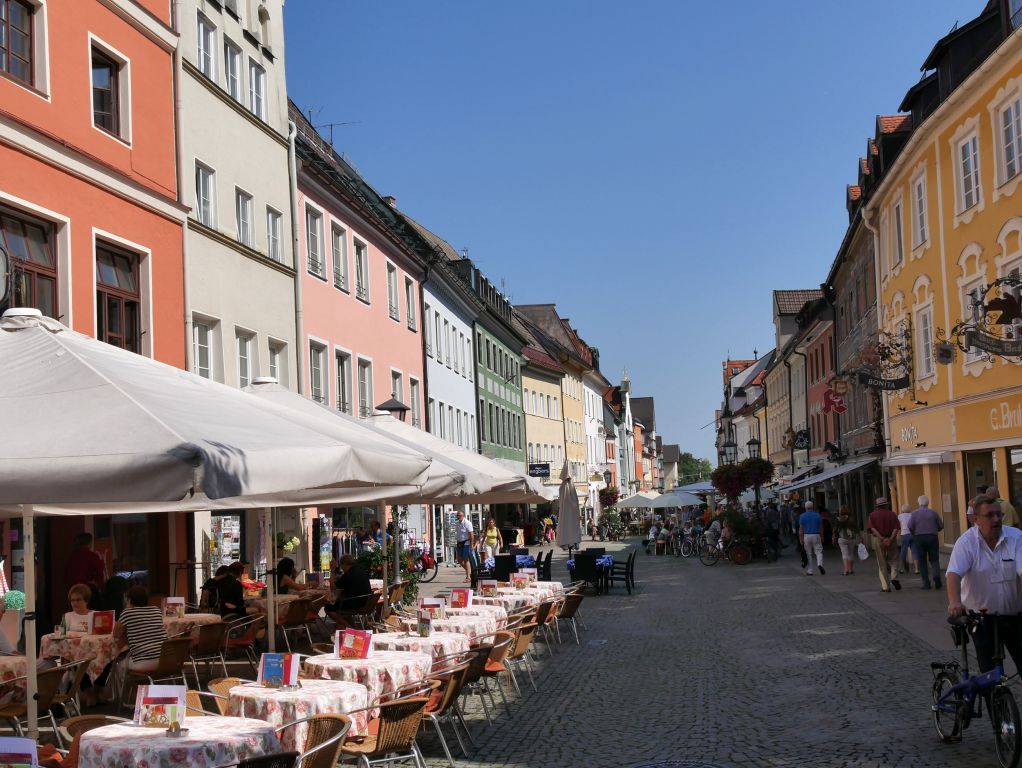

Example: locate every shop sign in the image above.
[793,429,810,450]
[528,463,550,478]
[964,330,1022,358]
[823,379,848,415]
[955,393,1022,444]
[858,372,910,391]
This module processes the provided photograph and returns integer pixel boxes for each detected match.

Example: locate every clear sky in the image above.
[284,0,972,462]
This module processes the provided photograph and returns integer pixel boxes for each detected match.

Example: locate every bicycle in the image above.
[698,535,752,566]
[405,547,439,583]
[931,610,1022,768]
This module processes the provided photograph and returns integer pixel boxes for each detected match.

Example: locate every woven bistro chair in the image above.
[554,592,586,644]
[0,665,71,746]
[51,658,90,718]
[275,713,350,768]
[118,636,193,709]
[478,632,515,717]
[457,641,496,728]
[279,598,314,652]
[339,695,433,768]
[420,658,475,766]
[190,620,230,687]
[531,600,558,656]
[208,676,248,714]
[506,621,540,692]
[59,713,130,764]
[328,592,382,631]
[219,753,300,768]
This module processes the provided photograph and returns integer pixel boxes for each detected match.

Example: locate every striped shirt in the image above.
[119,606,167,662]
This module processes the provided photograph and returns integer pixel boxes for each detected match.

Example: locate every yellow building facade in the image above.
[867,27,1022,537]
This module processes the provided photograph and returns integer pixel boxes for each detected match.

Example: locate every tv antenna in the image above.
[315,121,363,147]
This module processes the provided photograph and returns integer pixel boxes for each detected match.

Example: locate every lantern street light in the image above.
[747,437,763,511]
[721,439,738,466]
[375,397,410,423]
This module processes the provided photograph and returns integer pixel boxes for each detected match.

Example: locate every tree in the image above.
[677,452,713,483]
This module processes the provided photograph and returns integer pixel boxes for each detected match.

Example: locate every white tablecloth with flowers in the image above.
[370,579,385,591]
[473,593,538,612]
[227,678,370,746]
[0,655,26,697]
[371,631,470,664]
[164,613,221,637]
[400,615,497,643]
[303,650,432,705]
[41,632,122,682]
[77,716,281,768]
[446,604,508,627]
[530,580,565,600]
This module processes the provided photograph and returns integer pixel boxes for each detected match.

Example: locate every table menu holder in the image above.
[163,596,186,619]
[134,684,186,728]
[335,628,373,659]
[416,610,431,638]
[449,588,472,609]
[257,652,300,688]
[87,610,115,635]
[419,597,445,620]
[0,736,38,767]
[519,568,538,584]
[511,574,530,590]
[478,580,498,597]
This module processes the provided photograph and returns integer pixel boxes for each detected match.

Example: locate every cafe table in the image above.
[303,650,432,705]
[164,612,221,636]
[371,631,470,664]
[400,614,497,643]
[77,715,281,768]
[446,604,508,627]
[40,631,122,682]
[0,655,27,696]
[245,593,300,614]
[473,593,538,612]
[227,678,370,746]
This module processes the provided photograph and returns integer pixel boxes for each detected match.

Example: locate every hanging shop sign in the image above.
[963,330,1022,358]
[822,378,848,414]
[857,372,911,390]
[793,429,810,450]
[938,276,1022,362]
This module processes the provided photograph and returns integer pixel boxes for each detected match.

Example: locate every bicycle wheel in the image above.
[698,543,720,566]
[418,559,440,584]
[932,672,964,743]
[681,539,695,558]
[992,686,1021,768]
[731,544,753,565]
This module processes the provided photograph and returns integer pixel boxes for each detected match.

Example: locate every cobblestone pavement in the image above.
[416,540,1011,768]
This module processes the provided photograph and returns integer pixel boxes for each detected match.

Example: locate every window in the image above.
[423,303,432,356]
[467,339,473,381]
[434,312,442,359]
[235,189,253,246]
[959,134,981,211]
[456,408,463,446]
[237,331,253,388]
[268,340,285,385]
[409,379,420,427]
[95,244,140,353]
[479,398,486,442]
[463,411,470,448]
[387,264,399,320]
[452,327,459,373]
[428,398,435,433]
[1002,99,1022,183]
[197,14,216,79]
[405,278,416,330]
[391,370,403,401]
[309,342,326,403]
[912,175,928,247]
[470,415,475,450]
[916,306,934,379]
[248,59,265,120]
[335,352,351,413]
[523,388,530,414]
[223,39,241,101]
[444,320,451,366]
[488,403,495,443]
[485,339,491,370]
[459,333,466,375]
[91,48,119,136]
[193,321,211,379]
[532,391,538,415]
[892,201,904,268]
[357,359,372,417]
[305,207,323,277]
[546,395,552,418]
[437,401,445,439]
[1,208,57,317]
[0,0,32,84]
[266,208,282,262]
[476,333,483,362]
[195,162,216,227]
[329,226,348,290]
[447,405,454,445]
[354,240,369,301]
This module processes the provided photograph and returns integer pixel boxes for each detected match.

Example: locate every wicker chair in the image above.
[532,601,558,656]
[506,621,539,692]
[220,753,300,768]
[279,599,314,652]
[0,665,74,747]
[208,676,248,714]
[555,592,586,644]
[328,592,381,631]
[190,620,229,687]
[457,641,496,728]
[310,642,334,655]
[276,713,350,768]
[60,713,130,761]
[118,636,194,709]
[419,660,473,767]
[339,696,432,767]
[479,633,515,716]
[51,658,90,718]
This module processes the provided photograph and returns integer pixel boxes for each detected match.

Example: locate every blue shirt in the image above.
[799,510,822,535]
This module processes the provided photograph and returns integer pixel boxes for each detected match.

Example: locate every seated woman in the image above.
[113,586,167,674]
[63,584,92,633]
[275,557,303,595]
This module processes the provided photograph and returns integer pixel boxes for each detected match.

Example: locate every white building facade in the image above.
[583,369,610,525]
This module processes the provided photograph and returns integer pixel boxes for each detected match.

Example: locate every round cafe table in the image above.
[303,650,432,705]
[529,581,565,600]
[473,593,537,612]
[164,613,221,636]
[401,615,497,643]
[371,631,470,664]
[40,632,122,682]
[246,593,300,614]
[77,716,281,768]
[227,678,370,746]
[0,655,27,696]
[446,604,508,627]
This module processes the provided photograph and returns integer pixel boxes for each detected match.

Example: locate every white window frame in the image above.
[194,161,216,227]
[357,358,373,417]
[409,378,421,427]
[235,187,253,247]
[335,349,353,414]
[309,341,327,403]
[268,338,287,386]
[248,58,266,120]
[405,277,416,330]
[332,225,349,291]
[423,303,432,356]
[950,117,984,227]
[305,206,324,278]
[192,318,214,379]
[386,262,399,321]
[914,304,935,381]
[990,78,1022,202]
[196,13,216,80]
[390,369,403,401]
[354,239,369,302]
[236,329,255,388]
[265,207,282,263]
[88,35,131,145]
[911,166,928,252]
[223,37,242,101]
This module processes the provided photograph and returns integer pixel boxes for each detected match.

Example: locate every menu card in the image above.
[511,573,530,590]
[257,652,300,688]
[335,628,373,659]
[478,580,498,597]
[163,596,186,619]
[0,737,37,767]
[419,597,445,620]
[134,684,186,728]
[519,568,538,584]
[87,610,115,635]
[416,610,431,637]
[449,588,472,609]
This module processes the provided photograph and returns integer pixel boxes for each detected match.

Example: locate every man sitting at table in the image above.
[327,555,372,628]
[218,566,247,619]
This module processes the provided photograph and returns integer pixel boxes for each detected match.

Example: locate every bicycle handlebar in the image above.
[947,610,1022,628]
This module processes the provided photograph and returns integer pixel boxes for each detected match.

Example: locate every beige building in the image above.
[514,312,566,496]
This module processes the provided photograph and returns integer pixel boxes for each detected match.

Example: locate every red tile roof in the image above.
[774,289,824,315]
[878,114,913,134]
[859,157,870,176]
[847,185,862,201]
[869,139,879,156]
[522,345,564,372]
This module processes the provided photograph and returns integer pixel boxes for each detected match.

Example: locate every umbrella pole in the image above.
[378,504,387,592]
[264,508,276,653]
[392,504,401,587]
[22,504,37,740]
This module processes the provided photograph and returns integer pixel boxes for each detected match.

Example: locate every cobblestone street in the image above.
[419,541,1008,768]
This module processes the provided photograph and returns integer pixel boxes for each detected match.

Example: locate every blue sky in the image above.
[284,0,971,461]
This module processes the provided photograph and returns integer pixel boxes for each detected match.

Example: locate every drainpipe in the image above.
[172,0,192,374]
[288,121,304,393]
[861,205,892,497]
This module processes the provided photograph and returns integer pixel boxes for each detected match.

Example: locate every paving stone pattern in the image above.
[417,541,1010,768]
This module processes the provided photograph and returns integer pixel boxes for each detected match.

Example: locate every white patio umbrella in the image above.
[647,489,704,508]
[0,309,433,736]
[616,491,659,508]
[555,462,582,553]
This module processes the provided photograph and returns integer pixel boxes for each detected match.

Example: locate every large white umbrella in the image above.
[648,489,704,508]
[616,491,660,508]
[555,462,582,552]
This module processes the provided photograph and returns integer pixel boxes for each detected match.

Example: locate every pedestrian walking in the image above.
[799,501,825,575]
[867,497,901,592]
[454,509,475,583]
[909,495,944,590]
[833,505,858,575]
[897,503,919,575]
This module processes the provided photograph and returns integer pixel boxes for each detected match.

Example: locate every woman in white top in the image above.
[898,503,919,575]
[63,583,92,633]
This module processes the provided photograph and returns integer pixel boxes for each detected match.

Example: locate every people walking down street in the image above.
[799,501,825,575]
[909,495,944,590]
[454,510,475,583]
[867,497,901,592]
[897,504,919,575]
[833,505,858,576]
[764,502,781,556]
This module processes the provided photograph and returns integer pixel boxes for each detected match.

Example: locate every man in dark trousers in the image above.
[328,555,373,628]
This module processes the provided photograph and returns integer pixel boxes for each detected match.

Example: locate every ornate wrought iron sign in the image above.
[937,275,1022,363]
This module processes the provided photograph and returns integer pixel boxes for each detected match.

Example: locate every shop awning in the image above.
[782,458,877,494]
[883,451,954,467]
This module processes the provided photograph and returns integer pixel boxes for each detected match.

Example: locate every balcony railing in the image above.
[333,269,347,291]
[389,303,399,321]
[359,404,371,418]
[407,317,416,331]
[336,398,349,413]
[356,285,369,302]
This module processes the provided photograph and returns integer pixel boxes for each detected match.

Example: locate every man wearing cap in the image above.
[868,497,901,592]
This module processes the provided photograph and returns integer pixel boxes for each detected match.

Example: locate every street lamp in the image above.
[721,439,738,465]
[375,397,409,423]
[746,437,761,459]
[603,470,612,486]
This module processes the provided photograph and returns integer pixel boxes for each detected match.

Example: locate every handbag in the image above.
[857,542,870,561]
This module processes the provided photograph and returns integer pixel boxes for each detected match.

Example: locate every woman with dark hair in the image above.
[113,586,167,674]
[275,557,303,595]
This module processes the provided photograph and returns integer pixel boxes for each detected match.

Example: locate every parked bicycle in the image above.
[406,547,439,583]
[698,535,752,566]
[931,611,1022,768]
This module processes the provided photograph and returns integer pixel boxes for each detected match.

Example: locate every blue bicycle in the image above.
[931,611,1022,768]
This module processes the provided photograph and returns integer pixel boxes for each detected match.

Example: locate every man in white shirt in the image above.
[454,510,475,583]
[947,496,1022,672]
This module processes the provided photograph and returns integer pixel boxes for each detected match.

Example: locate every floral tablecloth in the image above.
[227,678,370,746]
[164,613,221,636]
[303,650,432,705]
[78,716,281,768]
[526,581,565,601]
[371,631,470,664]
[245,593,300,613]
[41,632,122,682]
[473,593,538,612]
[0,655,27,697]
[566,556,614,569]
[400,615,497,643]
[446,604,508,627]
[482,554,536,570]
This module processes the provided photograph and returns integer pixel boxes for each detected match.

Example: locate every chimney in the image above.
[382,196,397,207]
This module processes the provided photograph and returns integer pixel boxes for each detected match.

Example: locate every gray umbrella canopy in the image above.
[617,491,660,508]
[555,461,582,550]
[648,489,704,508]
